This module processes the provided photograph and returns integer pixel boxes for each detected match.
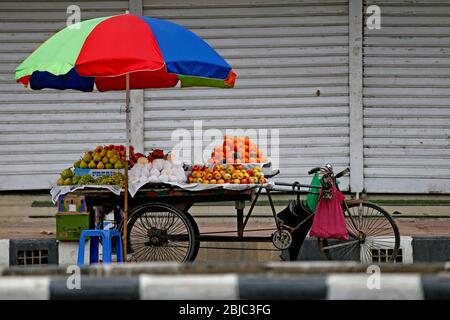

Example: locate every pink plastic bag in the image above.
[309,184,349,240]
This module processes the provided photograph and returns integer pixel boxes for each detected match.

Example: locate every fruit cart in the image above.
[66,184,260,262]
[52,138,278,263]
[56,161,401,263]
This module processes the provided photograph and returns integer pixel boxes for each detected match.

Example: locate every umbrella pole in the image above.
[123,73,130,262]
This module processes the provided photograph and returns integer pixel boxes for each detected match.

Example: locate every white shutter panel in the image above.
[0,1,129,190]
[363,0,450,193]
[144,0,350,189]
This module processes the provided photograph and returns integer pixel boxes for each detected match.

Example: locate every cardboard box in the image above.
[74,168,124,178]
[56,213,90,241]
[56,194,91,241]
[57,194,87,214]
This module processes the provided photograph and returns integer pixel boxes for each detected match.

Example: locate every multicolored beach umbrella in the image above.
[15,14,236,91]
[15,13,236,261]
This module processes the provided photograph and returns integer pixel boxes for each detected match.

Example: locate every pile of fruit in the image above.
[146,148,166,162]
[56,168,75,186]
[56,169,125,187]
[56,144,136,187]
[73,144,132,170]
[207,135,268,165]
[129,150,186,184]
[76,173,125,187]
[56,144,269,187]
[188,164,267,185]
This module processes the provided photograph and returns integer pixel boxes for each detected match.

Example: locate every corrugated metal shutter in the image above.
[0,1,128,190]
[363,0,450,193]
[143,0,350,188]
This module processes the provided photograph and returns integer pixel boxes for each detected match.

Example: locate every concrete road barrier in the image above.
[1,260,450,277]
[0,273,449,300]
[1,237,450,267]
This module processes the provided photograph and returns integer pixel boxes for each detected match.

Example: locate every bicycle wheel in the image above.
[319,201,400,262]
[126,202,200,262]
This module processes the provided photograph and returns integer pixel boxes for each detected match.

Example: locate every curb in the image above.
[0,240,9,267]
[1,237,450,267]
[293,236,450,262]
[0,238,58,267]
[0,274,449,300]
[1,261,449,277]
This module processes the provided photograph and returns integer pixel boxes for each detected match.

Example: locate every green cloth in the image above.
[15,16,109,81]
[178,74,233,88]
[306,173,322,212]
[306,173,342,212]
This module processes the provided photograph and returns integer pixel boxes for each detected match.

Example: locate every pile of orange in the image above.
[207,135,268,165]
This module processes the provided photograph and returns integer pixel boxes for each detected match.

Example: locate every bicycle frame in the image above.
[242,176,365,243]
[242,182,321,234]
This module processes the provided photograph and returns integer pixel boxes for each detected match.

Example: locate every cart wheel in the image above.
[318,201,400,263]
[271,229,293,250]
[125,203,200,262]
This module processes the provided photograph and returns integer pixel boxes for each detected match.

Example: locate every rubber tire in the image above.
[123,202,200,262]
[319,201,400,262]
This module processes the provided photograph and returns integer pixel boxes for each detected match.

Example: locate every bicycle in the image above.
[265,164,401,263]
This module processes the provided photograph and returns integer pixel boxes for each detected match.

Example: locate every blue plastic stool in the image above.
[77,229,123,265]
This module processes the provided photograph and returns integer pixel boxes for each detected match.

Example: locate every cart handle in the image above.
[308,167,321,175]
[309,163,334,175]
[273,181,321,189]
[264,169,280,178]
[335,168,350,178]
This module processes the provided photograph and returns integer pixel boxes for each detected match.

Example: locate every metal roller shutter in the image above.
[363,0,450,193]
[143,0,350,188]
[0,1,129,190]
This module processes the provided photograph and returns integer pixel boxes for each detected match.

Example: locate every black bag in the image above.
[276,200,314,261]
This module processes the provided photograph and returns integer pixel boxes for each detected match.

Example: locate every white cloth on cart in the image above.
[52,181,272,203]
[50,185,122,204]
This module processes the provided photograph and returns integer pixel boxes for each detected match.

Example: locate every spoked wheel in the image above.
[318,201,400,263]
[125,203,200,262]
